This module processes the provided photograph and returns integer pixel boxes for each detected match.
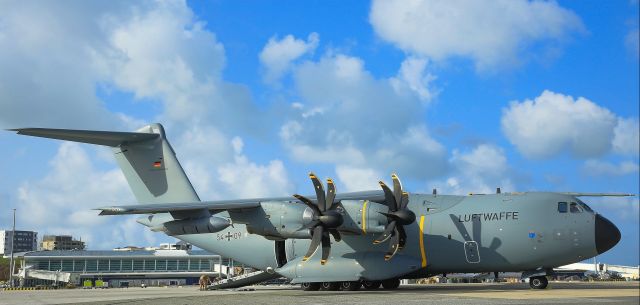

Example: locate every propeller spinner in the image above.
[293,173,343,265]
[373,173,416,261]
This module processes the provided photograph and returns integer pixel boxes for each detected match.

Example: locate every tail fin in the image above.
[11,123,200,204]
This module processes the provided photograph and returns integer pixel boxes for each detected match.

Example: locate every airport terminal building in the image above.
[17,249,230,287]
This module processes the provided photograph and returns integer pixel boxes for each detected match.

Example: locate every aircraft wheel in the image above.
[301,282,320,291]
[381,278,400,290]
[340,281,361,291]
[529,276,548,289]
[362,280,381,290]
[319,282,340,291]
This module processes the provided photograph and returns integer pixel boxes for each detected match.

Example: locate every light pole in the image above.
[8,208,16,288]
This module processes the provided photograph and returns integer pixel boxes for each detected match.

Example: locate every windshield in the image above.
[576,198,594,212]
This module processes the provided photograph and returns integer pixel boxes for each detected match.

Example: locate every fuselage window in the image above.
[558,202,568,213]
[570,202,582,213]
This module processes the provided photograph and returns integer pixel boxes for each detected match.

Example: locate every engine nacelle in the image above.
[229,201,314,240]
[337,200,389,234]
[163,216,231,236]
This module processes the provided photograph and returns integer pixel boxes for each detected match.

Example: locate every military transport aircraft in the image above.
[11,123,630,291]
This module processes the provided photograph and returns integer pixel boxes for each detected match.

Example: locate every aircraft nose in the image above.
[595,214,621,254]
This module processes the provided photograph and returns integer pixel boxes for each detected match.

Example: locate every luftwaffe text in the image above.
[457,212,519,222]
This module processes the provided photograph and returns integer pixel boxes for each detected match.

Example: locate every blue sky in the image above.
[0,0,638,266]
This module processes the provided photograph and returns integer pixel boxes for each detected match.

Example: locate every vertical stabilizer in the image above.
[112,124,200,204]
[11,123,200,204]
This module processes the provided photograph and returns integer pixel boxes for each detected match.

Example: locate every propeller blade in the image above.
[310,173,326,212]
[379,180,397,211]
[326,178,337,210]
[373,220,396,244]
[328,228,341,242]
[397,225,407,249]
[384,227,400,261]
[320,232,331,265]
[400,192,409,210]
[378,211,399,220]
[293,194,321,215]
[391,173,403,208]
[302,226,324,262]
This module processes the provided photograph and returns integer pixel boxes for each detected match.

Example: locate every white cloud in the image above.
[14,143,159,249]
[583,160,639,176]
[335,166,382,192]
[0,1,131,129]
[369,0,584,70]
[436,144,514,195]
[279,53,447,180]
[259,33,319,83]
[612,117,640,156]
[1,1,293,250]
[586,196,640,223]
[390,57,438,102]
[217,137,294,198]
[502,90,619,159]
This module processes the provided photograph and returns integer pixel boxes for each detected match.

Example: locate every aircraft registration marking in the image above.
[216,231,242,241]
[419,215,427,268]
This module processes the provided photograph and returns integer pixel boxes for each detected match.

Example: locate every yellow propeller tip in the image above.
[320,260,327,265]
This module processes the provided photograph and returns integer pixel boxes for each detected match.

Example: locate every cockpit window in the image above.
[570,202,582,213]
[577,199,594,212]
[558,202,568,213]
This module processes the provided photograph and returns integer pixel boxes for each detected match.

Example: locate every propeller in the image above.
[373,173,416,261]
[293,172,343,265]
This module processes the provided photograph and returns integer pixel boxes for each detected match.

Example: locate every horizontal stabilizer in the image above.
[9,128,159,147]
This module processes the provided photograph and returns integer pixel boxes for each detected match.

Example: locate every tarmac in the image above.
[0,281,638,305]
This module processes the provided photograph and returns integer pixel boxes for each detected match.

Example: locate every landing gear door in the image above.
[464,241,480,263]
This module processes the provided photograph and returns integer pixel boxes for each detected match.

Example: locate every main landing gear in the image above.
[529,276,548,289]
[301,279,401,291]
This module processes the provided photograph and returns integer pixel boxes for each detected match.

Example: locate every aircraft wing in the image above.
[561,192,635,197]
[96,190,385,215]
